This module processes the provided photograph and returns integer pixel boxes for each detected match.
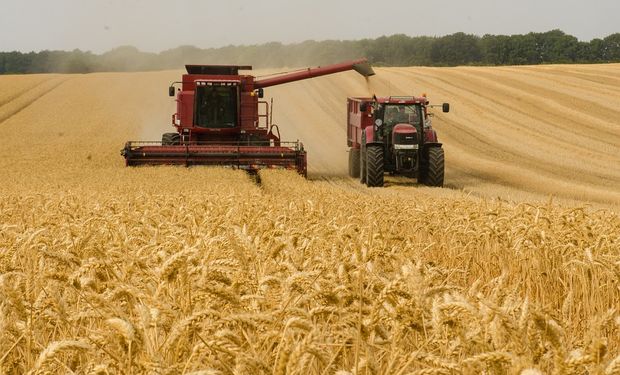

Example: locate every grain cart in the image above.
[347,95,450,187]
[121,59,375,176]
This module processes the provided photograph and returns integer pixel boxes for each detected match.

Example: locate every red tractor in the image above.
[121,59,375,176]
[347,95,450,187]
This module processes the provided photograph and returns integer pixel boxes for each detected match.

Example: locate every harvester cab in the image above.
[121,59,375,176]
[347,95,450,187]
[193,80,237,129]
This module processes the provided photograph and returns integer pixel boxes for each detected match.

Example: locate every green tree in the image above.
[481,34,512,65]
[506,34,539,65]
[430,32,482,66]
[533,29,579,63]
[602,33,620,61]
[2,30,620,75]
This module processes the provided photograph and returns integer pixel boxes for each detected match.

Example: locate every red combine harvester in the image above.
[347,95,450,187]
[121,59,375,175]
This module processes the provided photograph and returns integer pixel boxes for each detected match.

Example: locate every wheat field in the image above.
[0,65,619,374]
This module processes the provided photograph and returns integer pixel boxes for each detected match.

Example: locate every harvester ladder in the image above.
[257,101,270,129]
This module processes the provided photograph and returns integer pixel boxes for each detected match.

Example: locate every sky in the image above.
[1,0,618,53]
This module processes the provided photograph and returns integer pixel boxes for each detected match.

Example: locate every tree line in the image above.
[1,30,619,74]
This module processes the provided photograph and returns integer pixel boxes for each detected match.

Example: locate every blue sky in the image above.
[1,0,618,53]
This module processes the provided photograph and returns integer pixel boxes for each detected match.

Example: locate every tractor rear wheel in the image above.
[162,132,180,145]
[420,147,444,187]
[349,148,360,178]
[366,145,384,187]
[359,147,366,184]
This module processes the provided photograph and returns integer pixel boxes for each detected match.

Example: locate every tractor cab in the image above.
[378,103,422,127]
[374,103,423,140]
[368,99,426,156]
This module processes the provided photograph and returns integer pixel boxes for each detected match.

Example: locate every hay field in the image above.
[0,65,619,374]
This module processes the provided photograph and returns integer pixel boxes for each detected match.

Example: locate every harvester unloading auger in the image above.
[121,59,375,176]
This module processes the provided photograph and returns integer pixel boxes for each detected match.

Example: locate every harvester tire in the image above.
[359,147,366,184]
[420,147,444,187]
[349,148,360,178]
[366,145,384,187]
[162,132,180,145]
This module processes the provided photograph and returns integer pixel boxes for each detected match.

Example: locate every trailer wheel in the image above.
[366,145,384,187]
[162,132,180,145]
[349,148,360,178]
[359,147,366,184]
[420,147,444,187]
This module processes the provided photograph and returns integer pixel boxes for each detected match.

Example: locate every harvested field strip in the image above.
[459,69,620,139]
[0,77,69,124]
[439,116,620,191]
[0,75,57,106]
[398,69,620,150]
[443,143,620,205]
[496,65,620,101]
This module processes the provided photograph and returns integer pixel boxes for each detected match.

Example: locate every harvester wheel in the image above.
[359,147,366,184]
[365,145,384,187]
[420,147,444,187]
[162,132,180,145]
[349,148,360,178]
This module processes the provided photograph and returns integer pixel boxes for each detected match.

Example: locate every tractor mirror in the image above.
[168,86,175,97]
[442,103,450,113]
[257,88,264,98]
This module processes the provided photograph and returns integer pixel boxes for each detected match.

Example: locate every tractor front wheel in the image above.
[366,145,384,187]
[349,148,360,178]
[420,147,444,187]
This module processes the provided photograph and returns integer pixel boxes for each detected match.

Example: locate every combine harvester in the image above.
[121,59,375,176]
[347,94,450,187]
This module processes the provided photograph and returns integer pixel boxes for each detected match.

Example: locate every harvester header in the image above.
[121,59,375,176]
